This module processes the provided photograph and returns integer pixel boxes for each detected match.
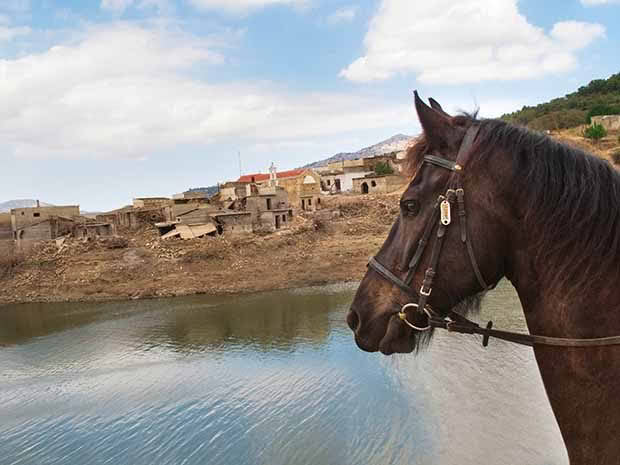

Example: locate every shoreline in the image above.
[0,194,397,308]
[0,277,361,308]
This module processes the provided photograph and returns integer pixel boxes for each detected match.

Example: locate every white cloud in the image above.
[187,0,309,14]
[0,25,30,41]
[0,23,412,161]
[101,0,133,11]
[327,6,358,25]
[581,0,620,5]
[100,0,172,13]
[340,0,605,84]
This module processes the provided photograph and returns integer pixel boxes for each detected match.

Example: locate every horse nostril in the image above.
[347,309,361,332]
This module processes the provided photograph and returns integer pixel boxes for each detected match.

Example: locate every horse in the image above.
[347,92,620,465]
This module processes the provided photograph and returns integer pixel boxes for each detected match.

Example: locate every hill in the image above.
[502,72,620,131]
[0,199,53,213]
[304,134,414,168]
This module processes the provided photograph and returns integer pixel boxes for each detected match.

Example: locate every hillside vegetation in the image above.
[502,72,620,131]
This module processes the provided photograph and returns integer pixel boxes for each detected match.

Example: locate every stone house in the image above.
[97,205,170,230]
[237,165,321,210]
[171,191,210,205]
[133,197,171,208]
[317,153,399,193]
[15,216,75,250]
[10,204,80,239]
[353,174,408,195]
[210,211,253,235]
[241,185,293,231]
[74,223,115,240]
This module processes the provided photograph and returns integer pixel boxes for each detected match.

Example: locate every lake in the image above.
[0,281,568,465]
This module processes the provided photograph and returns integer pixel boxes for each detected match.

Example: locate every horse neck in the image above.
[505,200,620,465]
[506,212,620,339]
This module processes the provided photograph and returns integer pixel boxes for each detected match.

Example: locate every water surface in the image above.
[0,281,568,464]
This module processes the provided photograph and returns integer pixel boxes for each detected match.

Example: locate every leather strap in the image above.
[434,311,620,348]
[368,258,418,298]
[423,155,461,171]
[406,196,443,283]
[455,187,489,290]
[367,123,620,348]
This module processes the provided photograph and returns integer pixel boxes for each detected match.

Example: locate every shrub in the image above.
[583,123,607,142]
[374,161,394,176]
[585,104,620,124]
[612,150,620,165]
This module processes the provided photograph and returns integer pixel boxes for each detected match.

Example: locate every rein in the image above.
[368,125,620,349]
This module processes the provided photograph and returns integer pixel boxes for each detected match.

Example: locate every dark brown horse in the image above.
[347,93,620,465]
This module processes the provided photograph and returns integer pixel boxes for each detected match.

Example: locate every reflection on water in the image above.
[0,281,568,465]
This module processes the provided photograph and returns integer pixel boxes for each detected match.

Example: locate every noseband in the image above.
[367,125,620,348]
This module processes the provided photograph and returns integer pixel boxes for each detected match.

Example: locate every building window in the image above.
[371,181,377,187]
[21,212,25,216]
[301,199,305,210]
[317,198,321,205]
[33,212,40,217]
[327,179,331,186]
[266,198,272,210]
[282,215,286,223]
[308,198,312,206]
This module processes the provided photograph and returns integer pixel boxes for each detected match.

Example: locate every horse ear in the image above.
[414,91,456,150]
[429,97,450,117]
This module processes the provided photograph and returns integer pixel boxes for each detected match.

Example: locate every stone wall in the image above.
[0,213,12,240]
[353,175,407,195]
[11,205,79,232]
[214,213,253,235]
[133,198,170,208]
[176,207,217,225]
[591,115,620,131]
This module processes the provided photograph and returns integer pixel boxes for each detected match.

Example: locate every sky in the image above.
[1,0,619,211]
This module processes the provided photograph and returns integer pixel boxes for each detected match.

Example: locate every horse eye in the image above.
[401,199,420,216]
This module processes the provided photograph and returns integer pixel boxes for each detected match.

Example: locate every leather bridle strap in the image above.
[406,196,443,284]
[431,311,620,348]
[367,123,620,348]
[455,187,489,290]
[423,155,462,171]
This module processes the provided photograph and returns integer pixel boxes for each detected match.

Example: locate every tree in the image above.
[583,123,607,143]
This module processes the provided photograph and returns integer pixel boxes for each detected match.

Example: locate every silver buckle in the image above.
[420,285,432,296]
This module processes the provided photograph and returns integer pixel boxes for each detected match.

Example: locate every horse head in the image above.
[347,92,514,355]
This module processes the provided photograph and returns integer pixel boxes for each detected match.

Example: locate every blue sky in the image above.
[1,0,619,211]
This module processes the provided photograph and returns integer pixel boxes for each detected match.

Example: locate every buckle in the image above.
[420,285,432,296]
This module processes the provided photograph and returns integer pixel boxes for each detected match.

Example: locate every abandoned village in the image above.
[0,150,410,252]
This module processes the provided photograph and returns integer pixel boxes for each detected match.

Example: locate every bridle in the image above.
[368,125,620,348]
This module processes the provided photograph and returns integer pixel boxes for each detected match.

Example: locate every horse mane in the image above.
[405,116,620,299]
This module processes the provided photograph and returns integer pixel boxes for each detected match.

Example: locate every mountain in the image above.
[187,186,219,197]
[501,72,620,131]
[0,199,54,213]
[304,134,415,168]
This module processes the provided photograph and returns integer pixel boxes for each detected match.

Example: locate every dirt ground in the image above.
[0,193,401,305]
[1,129,618,307]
